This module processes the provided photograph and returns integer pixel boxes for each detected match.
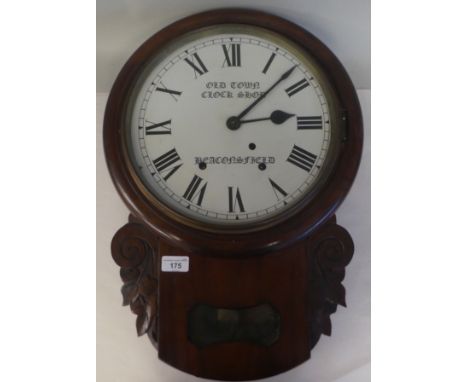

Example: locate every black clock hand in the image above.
[237,66,295,120]
[226,66,296,130]
[240,110,295,125]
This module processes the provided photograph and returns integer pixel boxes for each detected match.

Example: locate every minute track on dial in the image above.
[130,30,333,226]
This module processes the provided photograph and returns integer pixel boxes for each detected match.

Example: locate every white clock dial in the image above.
[125,25,341,227]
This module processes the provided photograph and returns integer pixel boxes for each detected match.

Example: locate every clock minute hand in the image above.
[237,66,296,120]
[240,110,295,125]
[226,66,296,131]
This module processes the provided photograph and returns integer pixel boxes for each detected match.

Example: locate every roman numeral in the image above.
[183,175,207,206]
[228,187,245,213]
[144,119,171,135]
[286,145,317,172]
[285,78,310,97]
[155,81,182,101]
[152,148,182,181]
[262,52,276,74]
[222,44,241,67]
[297,116,322,130]
[184,52,208,78]
[269,178,288,201]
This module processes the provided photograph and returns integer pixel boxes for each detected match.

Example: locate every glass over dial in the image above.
[125,25,342,228]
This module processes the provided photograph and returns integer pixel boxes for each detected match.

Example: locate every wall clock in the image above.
[104,8,362,381]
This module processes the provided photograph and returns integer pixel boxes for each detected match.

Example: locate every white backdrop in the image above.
[97,1,370,381]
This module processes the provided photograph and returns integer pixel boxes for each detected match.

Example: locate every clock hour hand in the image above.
[240,110,295,125]
[226,65,296,130]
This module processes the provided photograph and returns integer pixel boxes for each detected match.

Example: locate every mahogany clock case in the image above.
[103,8,363,257]
[103,8,364,381]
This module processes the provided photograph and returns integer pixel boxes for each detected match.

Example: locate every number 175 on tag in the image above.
[161,256,189,272]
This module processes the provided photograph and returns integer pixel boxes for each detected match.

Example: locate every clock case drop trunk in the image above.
[111,213,354,381]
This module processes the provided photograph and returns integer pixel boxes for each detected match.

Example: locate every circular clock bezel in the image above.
[123,24,344,231]
[104,9,363,257]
